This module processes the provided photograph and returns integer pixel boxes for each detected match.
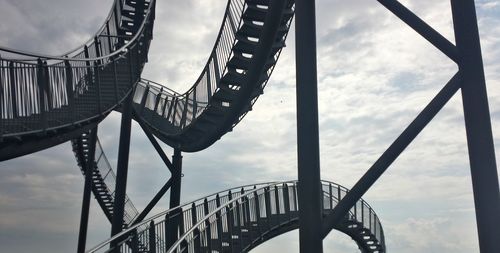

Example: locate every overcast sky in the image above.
[0,0,499,252]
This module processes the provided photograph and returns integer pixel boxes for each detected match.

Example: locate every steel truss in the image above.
[294,0,499,252]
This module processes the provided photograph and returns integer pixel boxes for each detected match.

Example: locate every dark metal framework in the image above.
[293,0,499,252]
[87,180,385,253]
[0,0,498,252]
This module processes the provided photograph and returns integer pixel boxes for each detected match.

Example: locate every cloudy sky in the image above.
[1,0,499,252]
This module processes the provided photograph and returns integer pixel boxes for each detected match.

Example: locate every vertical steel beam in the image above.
[450,1,500,252]
[77,127,98,253]
[166,148,183,248]
[295,0,323,252]
[111,93,134,239]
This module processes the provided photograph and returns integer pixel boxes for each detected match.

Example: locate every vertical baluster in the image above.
[42,61,52,111]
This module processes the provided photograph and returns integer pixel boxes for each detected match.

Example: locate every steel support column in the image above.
[77,127,98,253]
[166,148,183,248]
[111,93,134,239]
[450,1,500,252]
[295,0,323,252]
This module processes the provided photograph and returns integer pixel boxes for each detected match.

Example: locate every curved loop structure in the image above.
[87,180,386,253]
[0,0,156,160]
[132,0,295,151]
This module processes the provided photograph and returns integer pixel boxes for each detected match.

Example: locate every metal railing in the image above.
[87,180,385,253]
[0,0,155,138]
[132,0,247,131]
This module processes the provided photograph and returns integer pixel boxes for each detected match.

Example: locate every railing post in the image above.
[64,60,74,117]
[361,201,364,227]
[131,230,139,253]
[274,185,281,225]
[203,198,212,252]
[215,194,223,252]
[8,62,17,119]
[209,51,221,90]
[152,87,163,123]
[193,228,201,252]
[283,183,291,220]
[264,187,272,229]
[226,206,234,253]
[35,60,47,129]
[235,199,243,249]
[94,61,102,113]
[149,220,156,253]
[328,183,333,210]
[180,97,189,128]
[253,191,262,236]
[106,22,113,55]
[164,212,171,250]
[140,85,150,115]
[42,61,52,110]
[191,202,197,230]
[192,86,198,117]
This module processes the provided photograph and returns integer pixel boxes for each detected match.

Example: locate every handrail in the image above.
[86,181,277,252]
[86,180,385,253]
[166,181,289,252]
[0,0,155,62]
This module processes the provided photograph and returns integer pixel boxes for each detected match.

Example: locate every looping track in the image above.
[0,0,386,252]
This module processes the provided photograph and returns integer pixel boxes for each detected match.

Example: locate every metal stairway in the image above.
[132,0,296,152]
[87,180,386,253]
[0,0,155,161]
[72,132,140,226]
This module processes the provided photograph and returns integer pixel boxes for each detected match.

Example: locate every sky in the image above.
[0,0,499,252]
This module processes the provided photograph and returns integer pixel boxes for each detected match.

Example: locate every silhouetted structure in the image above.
[0,0,498,252]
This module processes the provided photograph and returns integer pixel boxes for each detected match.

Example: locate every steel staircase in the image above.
[132,0,296,152]
[72,132,140,226]
[0,0,155,161]
[87,181,386,253]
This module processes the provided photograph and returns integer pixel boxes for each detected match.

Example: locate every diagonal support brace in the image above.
[322,72,461,238]
[132,178,173,225]
[377,0,459,62]
[133,109,176,173]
